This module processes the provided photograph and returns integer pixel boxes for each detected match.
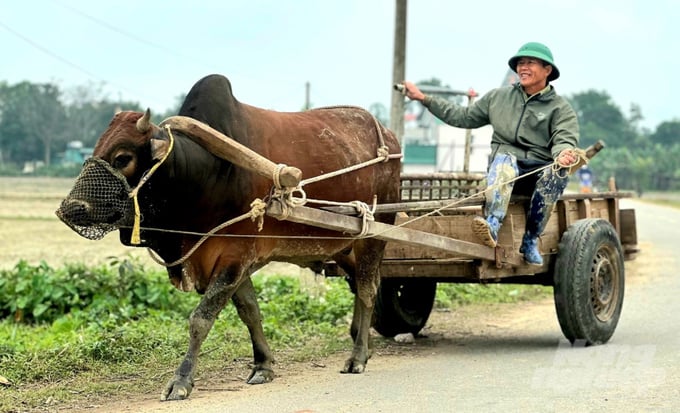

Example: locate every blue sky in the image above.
[1,0,677,130]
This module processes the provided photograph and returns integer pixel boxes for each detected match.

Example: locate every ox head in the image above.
[56,109,171,241]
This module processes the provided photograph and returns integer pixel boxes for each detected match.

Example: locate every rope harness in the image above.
[134,109,402,267]
[126,115,586,268]
[128,124,175,245]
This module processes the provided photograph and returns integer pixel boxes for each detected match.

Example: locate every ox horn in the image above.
[136,108,152,133]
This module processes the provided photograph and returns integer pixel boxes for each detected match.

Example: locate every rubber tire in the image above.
[553,218,625,345]
[372,278,436,338]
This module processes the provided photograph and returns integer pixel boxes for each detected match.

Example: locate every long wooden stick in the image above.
[161,116,302,188]
[266,201,524,266]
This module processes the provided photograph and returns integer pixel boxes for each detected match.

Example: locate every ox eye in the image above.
[112,154,133,170]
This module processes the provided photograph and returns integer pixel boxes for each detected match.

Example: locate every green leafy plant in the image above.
[435,283,549,308]
[0,259,198,324]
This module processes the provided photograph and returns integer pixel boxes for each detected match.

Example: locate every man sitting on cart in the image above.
[401,41,580,265]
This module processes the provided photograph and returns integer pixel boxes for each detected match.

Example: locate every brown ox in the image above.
[56,74,401,401]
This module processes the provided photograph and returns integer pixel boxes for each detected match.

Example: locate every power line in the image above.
[0,18,149,104]
[54,1,214,72]
[0,19,104,83]
[53,1,308,90]
[2,2,319,111]
[56,2,184,59]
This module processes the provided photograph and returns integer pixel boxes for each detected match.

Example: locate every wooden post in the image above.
[304,81,311,111]
[462,93,476,173]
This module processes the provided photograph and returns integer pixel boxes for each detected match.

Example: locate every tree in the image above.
[589,142,680,192]
[0,81,67,166]
[567,90,636,149]
[64,82,117,147]
[368,102,388,126]
[628,103,644,132]
[155,93,186,121]
[0,80,145,167]
[63,82,143,149]
[649,120,680,146]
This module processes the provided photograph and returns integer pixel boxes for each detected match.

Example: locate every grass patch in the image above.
[0,260,355,412]
[435,283,550,309]
[638,198,680,209]
[635,191,680,210]
[0,258,549,412]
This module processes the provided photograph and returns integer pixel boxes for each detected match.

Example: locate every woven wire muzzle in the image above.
[56,157,135,240]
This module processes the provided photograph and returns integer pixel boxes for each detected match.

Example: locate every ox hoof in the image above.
[161,376,194,401]
[341,359,366,374]
[247,367,275,385]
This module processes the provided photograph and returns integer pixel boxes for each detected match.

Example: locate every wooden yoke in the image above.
[161,116,302,188]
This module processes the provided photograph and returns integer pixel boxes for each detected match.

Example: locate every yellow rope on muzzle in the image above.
[129,125,175,245]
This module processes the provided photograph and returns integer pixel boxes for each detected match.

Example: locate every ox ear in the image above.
[150,135,170,162]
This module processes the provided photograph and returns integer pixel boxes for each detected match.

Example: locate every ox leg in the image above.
[161,269,243,401]
[332,251,360,342]
[231,277,275,384]
[341,239,385,374]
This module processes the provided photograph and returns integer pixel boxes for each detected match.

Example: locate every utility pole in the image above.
[463,91,477,173]
[389,0,407,147]
[304,81,311,110]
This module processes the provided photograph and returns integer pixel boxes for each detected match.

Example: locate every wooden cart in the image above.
[307,172,638,346]
[168,117,636,346]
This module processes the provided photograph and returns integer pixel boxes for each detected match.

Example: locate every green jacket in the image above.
[423,83,579,163]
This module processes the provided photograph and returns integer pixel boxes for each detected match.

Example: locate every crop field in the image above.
[0,176,152,270]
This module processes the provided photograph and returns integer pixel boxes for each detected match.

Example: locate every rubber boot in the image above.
[472,154,518,248]
[520,233,543,265]
[520,166,569,265]
[472,215,501,248]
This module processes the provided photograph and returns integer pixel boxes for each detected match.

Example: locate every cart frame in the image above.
[273,172,637,345]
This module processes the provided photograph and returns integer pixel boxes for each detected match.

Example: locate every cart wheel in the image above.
[372,278,436,338]
[553,218,625,345]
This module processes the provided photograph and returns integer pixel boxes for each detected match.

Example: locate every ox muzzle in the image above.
[56,157,135,240]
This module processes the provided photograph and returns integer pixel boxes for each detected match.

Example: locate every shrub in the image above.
[0,259,198,324]
[253,275,353,342]
[0,260,355,389]
[435,283,549,308]
[0,163,22,176]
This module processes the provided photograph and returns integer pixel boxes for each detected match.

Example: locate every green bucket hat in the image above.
[508,42,560,81]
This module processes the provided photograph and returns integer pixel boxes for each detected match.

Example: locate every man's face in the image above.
[516,57,552,93]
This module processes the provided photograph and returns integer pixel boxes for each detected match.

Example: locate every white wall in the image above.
[435,124,493,173]
[402,124,493,174]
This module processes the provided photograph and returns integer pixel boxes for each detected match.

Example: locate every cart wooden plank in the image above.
[321,197,484,215]
[266,201,524,266]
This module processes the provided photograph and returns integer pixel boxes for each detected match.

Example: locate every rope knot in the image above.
[350,196,377,237]
[249,198,267,231]
[272,163,287,189]
[552,148,589,176]
[377,145,390,162]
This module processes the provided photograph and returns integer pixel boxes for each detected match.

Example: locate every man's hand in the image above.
[401,81,426,102]
[556,149,578,167]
